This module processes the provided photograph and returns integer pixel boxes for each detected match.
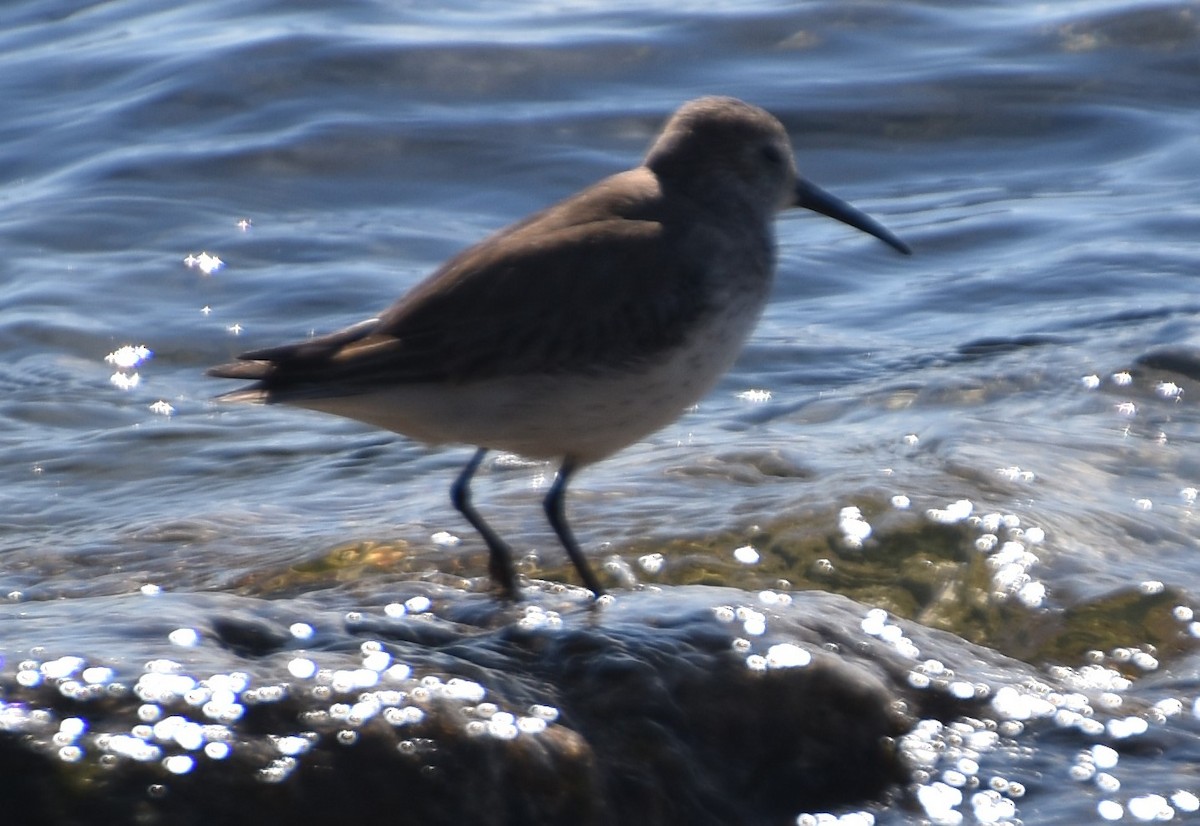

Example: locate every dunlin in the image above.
[208,96,910,599]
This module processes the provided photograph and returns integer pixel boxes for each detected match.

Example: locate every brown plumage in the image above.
[208,96,910,598]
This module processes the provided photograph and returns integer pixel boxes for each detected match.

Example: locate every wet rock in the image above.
[0,586,1013,825]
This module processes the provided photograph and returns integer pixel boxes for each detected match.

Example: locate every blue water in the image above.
[3,0,1200,821]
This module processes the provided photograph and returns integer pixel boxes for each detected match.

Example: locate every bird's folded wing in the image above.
[209,217,712,400]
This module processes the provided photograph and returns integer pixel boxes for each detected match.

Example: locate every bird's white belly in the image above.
[296,297,767,464]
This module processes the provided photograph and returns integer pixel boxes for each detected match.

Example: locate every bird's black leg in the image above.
[450,448,519,599]
[543,459,606,597]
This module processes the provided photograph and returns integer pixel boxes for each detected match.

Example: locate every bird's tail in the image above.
[207,360,272,403]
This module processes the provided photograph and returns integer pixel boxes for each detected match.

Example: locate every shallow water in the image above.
[2,0,1200,822]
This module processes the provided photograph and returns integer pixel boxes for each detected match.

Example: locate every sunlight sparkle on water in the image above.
[917,781,964,825]
[1128,794,1174,820]
[163,754,194,775]
[486,711,519,740]
[1156,381,1183,400]
[329,669,378,693]
[861,608,920,659]
[838,507,872,549]
[273,735,313,756]
[972,790,1017,823]
[1091,744,1119,769]
[736,606,767,636]
[184,251,224,274]
[991,686,1057,721]
[444,678,487,703]
[109,371,141,389]
[288,658,317,679]
[359,650,392,674]
[517,715,548,734]
[995,465,1035,483]
[106,344,152,369]
[733,545,760,564]
[518,605,564,631]
[405,596,432,613]
[82,666,115,685]
[41,656,85,680]
[1016,581,1046,608]
[927,499,973,524]
[57,717,87,740]
[861,608,889,636]
[796,812,875,825]
[638,552,665,573]
[757,590,791,607]
[103,733,161,762]
[765,643,812,669]
[1155,698,1184,718]
[153,715,206,750]
[135,671,196,704]
[259,756,298,783]
[1108,716,1149,738]
[57,745,84,762]
[384,706,425,726]
[1173,791,1200,813]
[168,628,200,647]
[529,704,559,722]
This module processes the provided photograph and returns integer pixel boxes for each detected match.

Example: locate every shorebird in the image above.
[208,96,910,599]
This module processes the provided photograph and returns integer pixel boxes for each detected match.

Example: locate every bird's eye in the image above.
[759,144,785,167]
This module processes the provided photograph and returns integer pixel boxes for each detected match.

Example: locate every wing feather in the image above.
[208,169,718,401]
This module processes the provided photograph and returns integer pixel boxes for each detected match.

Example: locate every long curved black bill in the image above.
[795,178,911,255]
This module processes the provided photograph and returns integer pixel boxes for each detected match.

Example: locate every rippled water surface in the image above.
[2,0,1200,822]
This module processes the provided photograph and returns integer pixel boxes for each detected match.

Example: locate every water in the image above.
[3,0,1200,822]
